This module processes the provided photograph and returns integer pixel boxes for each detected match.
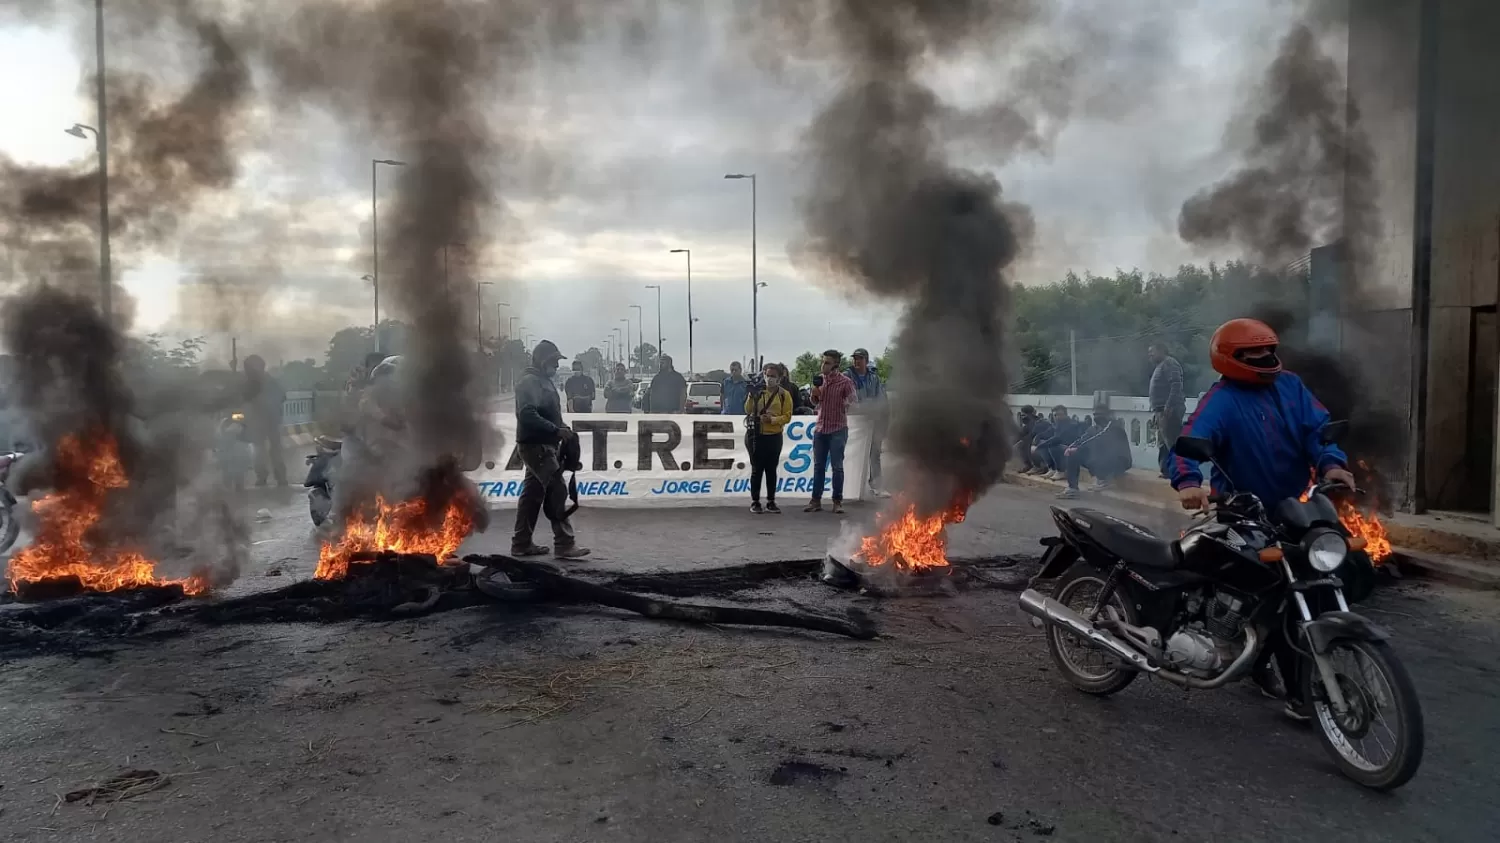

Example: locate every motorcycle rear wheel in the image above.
[1305,639,1424,790]
[1045,563,1140,696]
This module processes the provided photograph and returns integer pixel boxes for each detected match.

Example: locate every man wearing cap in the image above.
[513,340,590,559]
[846,348,888,497]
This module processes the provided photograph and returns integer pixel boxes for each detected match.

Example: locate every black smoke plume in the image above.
[1180,7,1398,509]
[768,0,1038,514]
[1,2,253,587]
[1178,18,1375,270]
[252,0,658,524]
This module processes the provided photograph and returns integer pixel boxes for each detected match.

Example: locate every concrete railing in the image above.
[282,391,316,426]
[1008,393,1202,473]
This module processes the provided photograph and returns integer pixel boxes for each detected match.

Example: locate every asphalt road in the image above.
[1,482,1497,842]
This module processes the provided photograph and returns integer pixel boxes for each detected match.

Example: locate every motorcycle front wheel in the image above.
[1045,563,1140,696]
[1305,639,1424,790]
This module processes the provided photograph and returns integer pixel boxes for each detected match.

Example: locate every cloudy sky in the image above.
[0,0,1303,372]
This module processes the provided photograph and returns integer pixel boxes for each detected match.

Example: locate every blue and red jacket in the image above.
[1170,371,1347,506]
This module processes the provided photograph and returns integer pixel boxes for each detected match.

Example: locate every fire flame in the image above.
[854,495,971,572]
[1335,498,1392,563]
[6,433,207,596]
[314,495,474,580]
[1298,485,1392,565]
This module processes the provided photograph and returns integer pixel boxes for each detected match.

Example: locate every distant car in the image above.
[686,381,722,414]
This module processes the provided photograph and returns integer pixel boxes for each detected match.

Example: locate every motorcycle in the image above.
[0,450,25,553]
[304,435,342,526]
[1018,423,1423,790]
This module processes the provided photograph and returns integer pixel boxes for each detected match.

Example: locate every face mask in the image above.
[766,377,780,387]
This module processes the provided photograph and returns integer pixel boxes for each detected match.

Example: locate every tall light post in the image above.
[507,316,521,391]
[613,326,624,370]
[494,301,509,344]
[629,305,644,373]
[644,285,664,370]
[669,248,693,372]
[619,319,631,375]
[360,274,378,349]
[724,173,757,368]
[474,280,492,353]
[443,241,466,285]
[371,158,406,353]
[65,122,110,317]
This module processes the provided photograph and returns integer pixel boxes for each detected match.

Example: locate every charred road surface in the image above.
[1,484,1498,842]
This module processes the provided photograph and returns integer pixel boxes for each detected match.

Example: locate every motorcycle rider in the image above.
[1170,317,1357,720]
[329,355,405,527]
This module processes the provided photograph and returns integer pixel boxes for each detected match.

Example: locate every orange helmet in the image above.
[1210,318,1282,383]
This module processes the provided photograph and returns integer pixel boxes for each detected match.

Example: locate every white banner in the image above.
[472,414,872,507]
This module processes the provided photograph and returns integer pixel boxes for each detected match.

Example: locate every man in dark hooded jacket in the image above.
[513,340,590,559]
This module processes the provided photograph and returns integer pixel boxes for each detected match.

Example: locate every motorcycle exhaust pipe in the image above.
[1019,589,1158,675]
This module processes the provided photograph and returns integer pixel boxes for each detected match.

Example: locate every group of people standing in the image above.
[508,341,892,558]
[740,347,886,515]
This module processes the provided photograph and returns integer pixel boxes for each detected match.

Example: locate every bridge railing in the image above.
[1007,393,1202,473]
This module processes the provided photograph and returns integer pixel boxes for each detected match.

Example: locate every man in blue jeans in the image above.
[806,349,856,514]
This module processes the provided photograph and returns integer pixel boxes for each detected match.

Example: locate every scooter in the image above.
[304,435,342,526]
[214,413,254,490]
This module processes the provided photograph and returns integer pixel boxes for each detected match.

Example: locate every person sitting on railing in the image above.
[1030,405,1078,480]
[1055,406,1131,499]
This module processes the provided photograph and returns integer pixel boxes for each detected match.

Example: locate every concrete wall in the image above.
[1424,0,1500,509]
[1344,0,1422,509]
[1346,0,1500,512]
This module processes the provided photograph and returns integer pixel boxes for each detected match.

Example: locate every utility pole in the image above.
[370,158,406,353]
[1069,329,1078,395]
[93,0,112,322]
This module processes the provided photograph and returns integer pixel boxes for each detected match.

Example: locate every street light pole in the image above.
[475,280,492,353]
[644,285,663,369]
[629,305,644,373]
[670,248,693,372]
[619,319,631,375]
[724,173,757,368]
[93,0,110,320]
[65,121,109,317]
[443,241,466,286]
[371,158,406,353]
[613,327,624,369]
[508,315,521,392]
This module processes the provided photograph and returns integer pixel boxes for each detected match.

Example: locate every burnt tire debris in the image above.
[2,551,1046,658]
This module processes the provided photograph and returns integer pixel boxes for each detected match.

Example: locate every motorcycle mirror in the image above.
[1320,420,1349,445]
[1173,436,1215,463]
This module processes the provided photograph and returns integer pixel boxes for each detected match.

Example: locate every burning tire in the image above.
[1045,564,1140,696]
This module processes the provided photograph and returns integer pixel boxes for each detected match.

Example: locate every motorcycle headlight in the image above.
[1304,528,1348,573]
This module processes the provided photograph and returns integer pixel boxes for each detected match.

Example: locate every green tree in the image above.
[576,346,605,375]
[792,351,820,386]
[703,368,729,384]
[1008,261,1305,397]
[275,358,322,390]
[873,344,895,383]
[632,342,660,372]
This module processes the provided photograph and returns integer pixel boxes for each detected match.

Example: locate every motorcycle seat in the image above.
[1066,508,1181,570]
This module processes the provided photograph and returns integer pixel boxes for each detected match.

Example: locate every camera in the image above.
[746,372,767,396]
